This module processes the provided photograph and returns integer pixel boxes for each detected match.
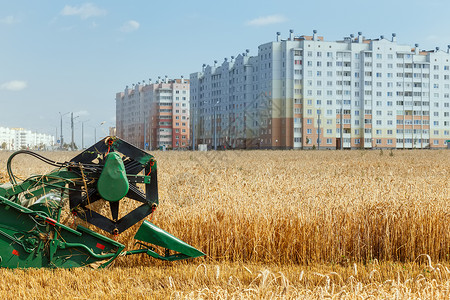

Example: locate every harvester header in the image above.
[0,137,204,268]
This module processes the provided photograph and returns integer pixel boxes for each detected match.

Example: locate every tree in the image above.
[1,142,6,150]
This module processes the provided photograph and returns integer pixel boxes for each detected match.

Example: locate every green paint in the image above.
[97,152,129,202]
[134,221,205,260]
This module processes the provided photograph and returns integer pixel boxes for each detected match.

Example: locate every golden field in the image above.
[0,149,449,299]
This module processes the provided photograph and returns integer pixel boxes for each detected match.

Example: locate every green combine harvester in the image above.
[0,137,204,268]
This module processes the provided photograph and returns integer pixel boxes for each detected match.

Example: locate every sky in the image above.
[1,0,450,147]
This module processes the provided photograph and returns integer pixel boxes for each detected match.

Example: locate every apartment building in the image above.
[0,127,54,150]
[190,30,450,149]
[115,77,190,149]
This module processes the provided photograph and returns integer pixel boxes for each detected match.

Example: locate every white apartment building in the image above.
[0,127,55,150]
[190,30,450,149]
[116,77,190,149]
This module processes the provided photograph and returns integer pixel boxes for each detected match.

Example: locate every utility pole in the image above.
[60,114,64,150]
[71,113,74,150]
[59,112,69,150]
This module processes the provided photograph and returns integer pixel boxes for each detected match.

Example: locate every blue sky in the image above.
[1,0,450,146]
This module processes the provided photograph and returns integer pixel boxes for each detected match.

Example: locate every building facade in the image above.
[116,77,190,149]
[0,127,55,150]
[190,30,450,149]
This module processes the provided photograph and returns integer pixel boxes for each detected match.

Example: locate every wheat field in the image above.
[0,149,449,299]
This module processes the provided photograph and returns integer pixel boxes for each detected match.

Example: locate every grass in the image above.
[0,149,448,298]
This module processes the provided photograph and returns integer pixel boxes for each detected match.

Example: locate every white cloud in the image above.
[75,110,89,116]
[60,3,106,19]
[0,15,19,24]
[120,20,140,33]
[0,80,27,91]
[246,14,287,27]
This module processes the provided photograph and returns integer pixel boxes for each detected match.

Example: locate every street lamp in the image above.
[59,112,69,150]
[94,121,106,143]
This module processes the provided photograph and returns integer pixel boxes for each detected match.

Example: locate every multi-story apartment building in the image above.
[190,30,450,149]
[0,127,54,150]
[115,77,190,149]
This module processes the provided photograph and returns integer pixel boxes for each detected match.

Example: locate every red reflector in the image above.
[96,243,105,250]
[12,250,19,256]
[45,218,56,226]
